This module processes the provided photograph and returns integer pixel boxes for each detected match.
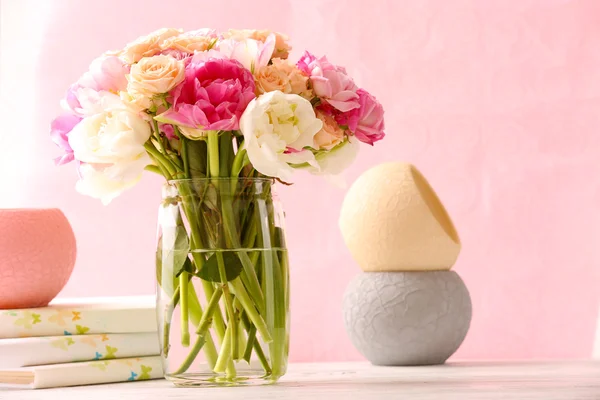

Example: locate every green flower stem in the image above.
[195,286,223,338]
[240,311,271,375]
[221,197,265,314]
[201,280,226,341]
[144,165,163,176]
[169,154,184,170]
[151,118,167,155]
[207,131,220,178]
[188,283,218,369]
[230,147,248,178]
[216,252,237,361]
[242,324,256,363]
[174,126,190,177]
[175,182,228,370]
[179,272,190,347]
[263,250,286,378]
[230,278,272,343]
[172,284,221,375]
[213,323,233,374]
[145,142,179,178]
[148,154,172,180]
[255,199,287,378]
[235,316,247,361]
[219,132,234,177]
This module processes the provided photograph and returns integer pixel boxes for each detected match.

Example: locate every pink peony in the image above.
[297,51,359,112]
[50,114,82,165]
[337,89,385,145]
[156,58,255,135]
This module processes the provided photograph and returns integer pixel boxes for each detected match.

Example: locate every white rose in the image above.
[239,90,323,181]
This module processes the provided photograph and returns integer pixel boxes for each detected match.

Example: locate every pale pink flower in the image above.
[297,51,359,112]
[63,56,129,116]
[217,33,275,72]
[222,29,291,59]
[50,114,82,165]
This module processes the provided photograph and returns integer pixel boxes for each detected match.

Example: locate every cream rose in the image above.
[271,58,313,100]
[313,110,344,150]
[121,28,181,64]
[223,29,291,59]
[255,64,291,95]
[159,29,216,53]
[126,55,185,98]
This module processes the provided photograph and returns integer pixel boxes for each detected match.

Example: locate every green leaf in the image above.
[155,237,177,295]
[158,226,190,280]
[197,252,243,283]
[219,131,234,177]
[186,140,208,179]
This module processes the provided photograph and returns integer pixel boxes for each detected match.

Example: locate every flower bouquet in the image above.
[51,28,385,386]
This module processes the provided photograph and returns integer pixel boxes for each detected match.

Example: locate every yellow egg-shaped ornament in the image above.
[339,162,461,272]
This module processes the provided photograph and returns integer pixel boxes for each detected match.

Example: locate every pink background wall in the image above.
[1,0,599,361]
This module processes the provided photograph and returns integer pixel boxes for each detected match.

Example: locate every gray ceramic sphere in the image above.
[343,271,472,366]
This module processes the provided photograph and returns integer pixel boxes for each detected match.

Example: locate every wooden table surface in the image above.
[2,361,599,399]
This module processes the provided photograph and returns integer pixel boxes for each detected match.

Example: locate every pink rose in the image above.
[156,58,255,137]
[297,51,359,112]
[337,89,385,145]
[50,114,82,165]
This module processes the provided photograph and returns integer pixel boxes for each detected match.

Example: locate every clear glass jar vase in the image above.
[156,178,289,387]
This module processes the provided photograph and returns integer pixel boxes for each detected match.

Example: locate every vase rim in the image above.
[167,177,275,184]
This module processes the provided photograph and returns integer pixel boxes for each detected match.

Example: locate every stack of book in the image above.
[0,296,163,389]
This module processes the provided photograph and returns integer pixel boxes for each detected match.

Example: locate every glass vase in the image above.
[156,178,289,387]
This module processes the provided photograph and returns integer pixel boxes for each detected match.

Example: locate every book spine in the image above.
[0,333,160,368]
[32,356,164,388]
[0,307,157,339]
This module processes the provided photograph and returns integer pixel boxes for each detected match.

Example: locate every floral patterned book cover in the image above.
[0,296,157,339]
[0,356,163,388]
[0,332,160,368]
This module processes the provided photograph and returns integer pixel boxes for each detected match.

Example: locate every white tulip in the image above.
[240,91,323,181]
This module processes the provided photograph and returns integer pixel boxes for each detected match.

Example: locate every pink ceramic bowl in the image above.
[0,208,76,309]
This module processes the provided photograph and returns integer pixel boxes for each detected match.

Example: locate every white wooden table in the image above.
[1,361,599,399]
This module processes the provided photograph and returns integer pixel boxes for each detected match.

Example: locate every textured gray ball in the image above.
[343,271,472,366]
